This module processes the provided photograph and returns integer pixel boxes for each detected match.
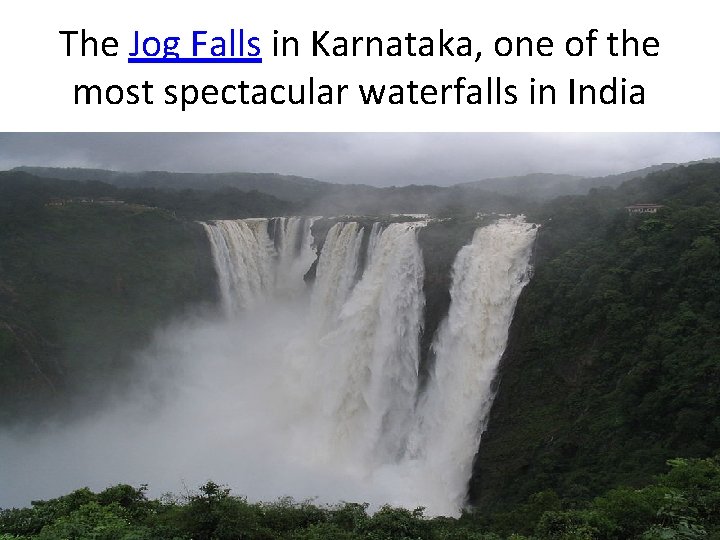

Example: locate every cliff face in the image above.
[0,200,218,423]
[416,219,479,384]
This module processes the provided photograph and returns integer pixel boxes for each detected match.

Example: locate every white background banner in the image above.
[1,0,718,131]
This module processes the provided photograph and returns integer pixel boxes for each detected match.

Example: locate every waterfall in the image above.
[407,216,538,511]
[311,222,425,465]
[201,219,275,315]
[202,217,317,315]
[200,215,536,515]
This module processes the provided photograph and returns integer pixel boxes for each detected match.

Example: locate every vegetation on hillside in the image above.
[0,171,292,221]
[0,172,219,422]
[12,167,329,205]
[471,163,720,511]
[1,456,718,539]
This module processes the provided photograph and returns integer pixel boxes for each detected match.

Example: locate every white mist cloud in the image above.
[0,300,448,514]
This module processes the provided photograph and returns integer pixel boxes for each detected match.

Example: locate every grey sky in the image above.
[1,133,719,186]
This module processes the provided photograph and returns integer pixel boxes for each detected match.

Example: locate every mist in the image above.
[0,220,423,511]
[0,300,423,510]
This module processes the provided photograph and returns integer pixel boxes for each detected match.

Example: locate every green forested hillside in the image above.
[455,159,720,201]
[0,171,292,220]
[12,167,330,205]
[470,163,720,513]
[0,172,219,421]
[10,167,529,217]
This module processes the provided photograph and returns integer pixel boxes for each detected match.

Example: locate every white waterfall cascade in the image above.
[201,217,317,315]
[308,222,426,466]
[200,215,537,515]
[406,216,538,512]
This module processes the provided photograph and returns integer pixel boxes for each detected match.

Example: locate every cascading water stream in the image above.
[201,219,275,315]
[201,217,317,315]
[310,222,426,466]
[406,216,538,511]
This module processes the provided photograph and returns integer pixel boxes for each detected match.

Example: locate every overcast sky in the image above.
[1,133,719,186]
